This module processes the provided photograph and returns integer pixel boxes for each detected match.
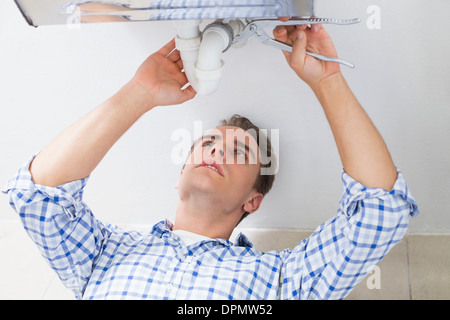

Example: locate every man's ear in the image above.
[242,192,263,214]
[174,170,183,189]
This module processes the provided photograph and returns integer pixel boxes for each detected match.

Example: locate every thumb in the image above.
[289,30,307,72]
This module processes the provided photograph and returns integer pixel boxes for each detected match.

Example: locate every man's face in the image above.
[176,126,262,215]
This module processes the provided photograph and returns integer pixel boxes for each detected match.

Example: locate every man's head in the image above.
[175,115,276,232]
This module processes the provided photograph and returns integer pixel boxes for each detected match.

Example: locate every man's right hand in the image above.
[273,23,342,90]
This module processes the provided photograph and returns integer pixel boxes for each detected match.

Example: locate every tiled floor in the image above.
[1,220,449,300]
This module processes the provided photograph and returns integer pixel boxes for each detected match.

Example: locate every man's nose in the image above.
[211,145,225,161]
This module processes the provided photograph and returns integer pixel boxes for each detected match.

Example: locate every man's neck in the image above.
[173,200,239,240]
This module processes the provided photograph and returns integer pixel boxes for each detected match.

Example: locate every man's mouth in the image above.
[198,161,224,177]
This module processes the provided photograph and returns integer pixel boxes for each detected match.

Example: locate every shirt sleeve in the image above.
[2,155,116,299]
[279,168,419,300]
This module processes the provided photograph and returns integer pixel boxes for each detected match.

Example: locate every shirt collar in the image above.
[151,219,254,248]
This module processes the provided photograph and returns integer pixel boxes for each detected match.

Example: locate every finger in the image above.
[278,17,290,22]
[159,38,176,57]
[180,85,197,102]
[167,48,181,62]
[175,69,189,86]
[311,24,320,33]
[273,26,292,60]
[274,25,298,42]
[176,59,184,70]
[290,30,307,71]
[287,26,301,43]
[273,26,288,42]
[296,24,307,30]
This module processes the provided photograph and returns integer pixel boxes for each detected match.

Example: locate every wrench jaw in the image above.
[231,20,258,44]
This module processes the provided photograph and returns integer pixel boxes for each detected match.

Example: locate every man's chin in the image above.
[179,177,222,196]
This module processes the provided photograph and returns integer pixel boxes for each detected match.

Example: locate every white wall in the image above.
[1,0,449,234]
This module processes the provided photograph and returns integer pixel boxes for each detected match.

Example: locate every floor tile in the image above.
[0,220,55,299]
[408,235,450,300]
[41,274,76,300]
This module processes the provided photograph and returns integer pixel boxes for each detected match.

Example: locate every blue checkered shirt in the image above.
[3,156,418,300]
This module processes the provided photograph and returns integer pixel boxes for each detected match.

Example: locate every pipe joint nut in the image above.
[202,22,234,52]
[195,61,225,81]
[174,35,201,51]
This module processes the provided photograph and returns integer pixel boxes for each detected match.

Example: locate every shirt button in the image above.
[166,283,173,291]
[64,205,76,219]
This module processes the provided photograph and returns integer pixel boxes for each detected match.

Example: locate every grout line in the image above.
[405,236,413,300]
[40,274,57,300]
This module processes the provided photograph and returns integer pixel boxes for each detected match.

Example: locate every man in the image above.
[3,22,418,299]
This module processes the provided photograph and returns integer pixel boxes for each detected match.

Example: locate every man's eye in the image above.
[235,149,246,159]
[202,140,214,147]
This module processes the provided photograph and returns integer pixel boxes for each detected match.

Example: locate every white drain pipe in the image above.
[173,20,244,95]
[173,20,202,92]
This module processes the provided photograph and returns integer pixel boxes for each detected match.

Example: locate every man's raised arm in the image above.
[30,39,196,187]
[274,24,397,191]
[274,23,418,299]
